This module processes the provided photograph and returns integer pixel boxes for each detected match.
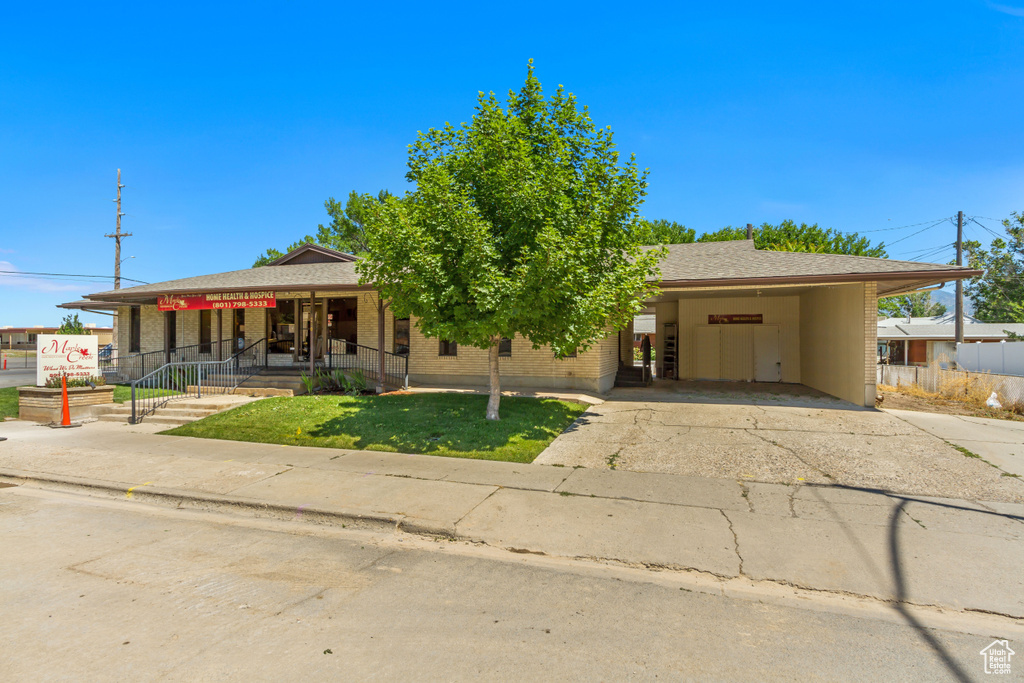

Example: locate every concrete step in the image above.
[184,386,294,398]
[94,395,260,425]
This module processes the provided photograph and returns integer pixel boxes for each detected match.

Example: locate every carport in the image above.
[630,241,978,407]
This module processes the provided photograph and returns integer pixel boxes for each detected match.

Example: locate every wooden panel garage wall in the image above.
[676,296,800,382]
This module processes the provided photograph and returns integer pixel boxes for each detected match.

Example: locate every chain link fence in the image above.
[877,364,1024,406]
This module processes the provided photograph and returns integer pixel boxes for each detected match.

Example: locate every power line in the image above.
[897,244,953,261]
[0,269,148,285]
[881,218,952,248]
[968,217,1006,241]
[860,217,955,234]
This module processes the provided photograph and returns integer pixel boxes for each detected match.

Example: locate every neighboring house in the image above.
[633,313,655,349]
[877,314,1024,367]
[0,325,113,349]
[63,240,977,407]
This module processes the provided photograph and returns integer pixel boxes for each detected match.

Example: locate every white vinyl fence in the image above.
[956,341,1024,377]
[877,364,1024,404]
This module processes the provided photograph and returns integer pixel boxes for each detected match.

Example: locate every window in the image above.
[199,310,212,353]
[166,311,177,351]
[556,348,577,359]
[439,339,458,357]
[129,307,141,353]
[394,318,410,356]
[498,337,512,357]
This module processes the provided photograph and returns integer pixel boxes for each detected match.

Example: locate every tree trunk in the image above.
[486,336,501,421]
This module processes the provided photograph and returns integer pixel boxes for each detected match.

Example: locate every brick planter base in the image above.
[18,385,115,423]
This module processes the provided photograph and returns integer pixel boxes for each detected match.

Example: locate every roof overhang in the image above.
[655,268,981,297]
[83,283,373,305]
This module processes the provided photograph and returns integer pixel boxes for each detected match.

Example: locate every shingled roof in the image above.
[86,260,365,302]
[80,239,979,305]
[646,241,978,295]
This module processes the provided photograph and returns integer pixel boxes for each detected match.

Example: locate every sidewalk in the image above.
[1,419,1022,619]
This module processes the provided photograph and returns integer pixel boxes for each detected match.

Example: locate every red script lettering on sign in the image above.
[157,291,277,311]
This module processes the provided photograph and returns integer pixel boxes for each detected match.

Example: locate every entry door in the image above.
[694,326,721,379]
[753,325,781,382]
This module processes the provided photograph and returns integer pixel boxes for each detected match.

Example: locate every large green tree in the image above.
[253,191,390,266]
[637,218,887,257]
[964,211,1024,325]
[637,218,695,245]
[358,63,662,420]
[877,291,947,318]
[698,220,887,256]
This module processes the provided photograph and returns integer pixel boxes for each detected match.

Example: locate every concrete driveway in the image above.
[536,381,1024,502]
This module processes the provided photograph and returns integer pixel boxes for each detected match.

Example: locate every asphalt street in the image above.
[0,368,34,389]
[0,485,1012,682]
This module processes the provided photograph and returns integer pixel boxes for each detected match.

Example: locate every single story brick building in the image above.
[65,240,977,406]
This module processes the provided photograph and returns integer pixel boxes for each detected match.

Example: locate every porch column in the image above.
[309,291,316,376]
[292,299,299,364]
[216,309,223,361]
[321,297,328,358]
[163,312,171,364]
[377,298,385,394]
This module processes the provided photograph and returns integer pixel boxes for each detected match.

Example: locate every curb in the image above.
[0,467,454,536]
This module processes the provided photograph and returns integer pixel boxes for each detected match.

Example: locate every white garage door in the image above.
[694,324,782,382]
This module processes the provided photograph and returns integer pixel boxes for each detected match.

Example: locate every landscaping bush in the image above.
[43,375,106,389]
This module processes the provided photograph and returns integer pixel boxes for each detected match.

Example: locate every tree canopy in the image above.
[964,211,1024,324]
[358,62,662,419]
[877,291,947,318]
[252,191,390,266]
[637,218,887,257]
[57,313,85,335]
[637,219,695,245]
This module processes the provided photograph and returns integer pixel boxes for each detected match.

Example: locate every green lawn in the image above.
[112,385,180,403]
[162,393,588,463]
[0,386,20,419]
[0,384,177,417]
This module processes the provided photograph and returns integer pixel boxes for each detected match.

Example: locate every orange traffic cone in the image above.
[61,374,71,426]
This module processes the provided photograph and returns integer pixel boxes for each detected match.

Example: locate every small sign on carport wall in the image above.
[708,314,763,324]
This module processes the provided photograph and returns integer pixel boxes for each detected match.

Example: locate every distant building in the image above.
[877,313,1024,366]
[633,313,655,349]
[0,325,113,349]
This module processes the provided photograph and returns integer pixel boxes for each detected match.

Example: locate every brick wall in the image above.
[864,282,878,405]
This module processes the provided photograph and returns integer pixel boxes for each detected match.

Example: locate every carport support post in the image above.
[955,210,964,349]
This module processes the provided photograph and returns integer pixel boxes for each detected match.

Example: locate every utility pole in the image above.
[955,210,964,347]
[106,169,131,352]
[106,169,131,290]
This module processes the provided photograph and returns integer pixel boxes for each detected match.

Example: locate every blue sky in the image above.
[1,1,1022,327]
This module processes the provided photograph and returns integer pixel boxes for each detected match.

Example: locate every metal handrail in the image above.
[100,340,236,383]
[129,338,267,423]
[325,339,408,389]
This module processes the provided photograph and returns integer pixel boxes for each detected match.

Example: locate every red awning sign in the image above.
[157,291,276,311]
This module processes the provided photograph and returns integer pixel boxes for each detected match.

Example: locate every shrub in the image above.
[44,375,106,389]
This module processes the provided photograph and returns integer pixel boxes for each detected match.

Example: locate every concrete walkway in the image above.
[885,408,1024,478]
[1,419,1022,620]
[537,387,1024,503]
